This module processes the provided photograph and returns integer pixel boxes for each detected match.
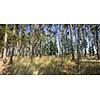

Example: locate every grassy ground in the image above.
[0,55,100,75]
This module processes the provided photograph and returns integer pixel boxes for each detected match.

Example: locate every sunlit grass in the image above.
[1,55,100,75]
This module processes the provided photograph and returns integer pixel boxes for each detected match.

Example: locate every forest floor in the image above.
[0,55,100,75]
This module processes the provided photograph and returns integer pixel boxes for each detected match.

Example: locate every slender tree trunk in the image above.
[40,32,42,58]
[77,25,81,71]
[3,24,8,64]
[70,24,75,60]
[19,26,22,57]
[54,32,57,56]
[96,25,100,59]
[83,24,87,57]
[9,44,14,64]
[9,24,16,64]
[30,24,34,62]
[61,29,65,67]
[85,48,86,56]
[65,26,68,55]
[61,44,64,67]
[54,25,57,56]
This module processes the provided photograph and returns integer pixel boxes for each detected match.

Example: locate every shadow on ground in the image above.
[1,57,100,75]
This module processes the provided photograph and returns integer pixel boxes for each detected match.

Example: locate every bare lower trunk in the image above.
[96,25,100,59]
[61,45,64,67]
[9,24,16,64]
[70,24,75,60]
[61,30,65,67]
[84,48,87,56]
[9,45,14,64]
[77,25,81,71]
[30,25,34,62]
[3,24,8,64]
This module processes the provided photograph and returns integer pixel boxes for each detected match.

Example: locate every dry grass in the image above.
[1,55,100,75]
[5,56,77,75]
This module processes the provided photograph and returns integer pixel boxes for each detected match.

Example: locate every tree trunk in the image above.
[30,25,34,62]
[83,24,87,57]
[19,25,22,57]
[61,29,65,67]
[61,44,64,67]
[3,24,8,64]
[85,48,87,56]
[54,32,57,56]
[77,25,81,71]
[96,25,100,59]
[65,26,68,56]
[9,44,14,64]
[40,33,42,58]
[70,24,75,60]
[9,24,16,64]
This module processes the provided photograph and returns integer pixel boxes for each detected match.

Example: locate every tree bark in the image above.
[9,24,16,64]
[3,24,8,64]
[83,24,87,57]
[30,24,34,62]
[70,24,75,60]
[96,25,100,59]
[77,25,81,71]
